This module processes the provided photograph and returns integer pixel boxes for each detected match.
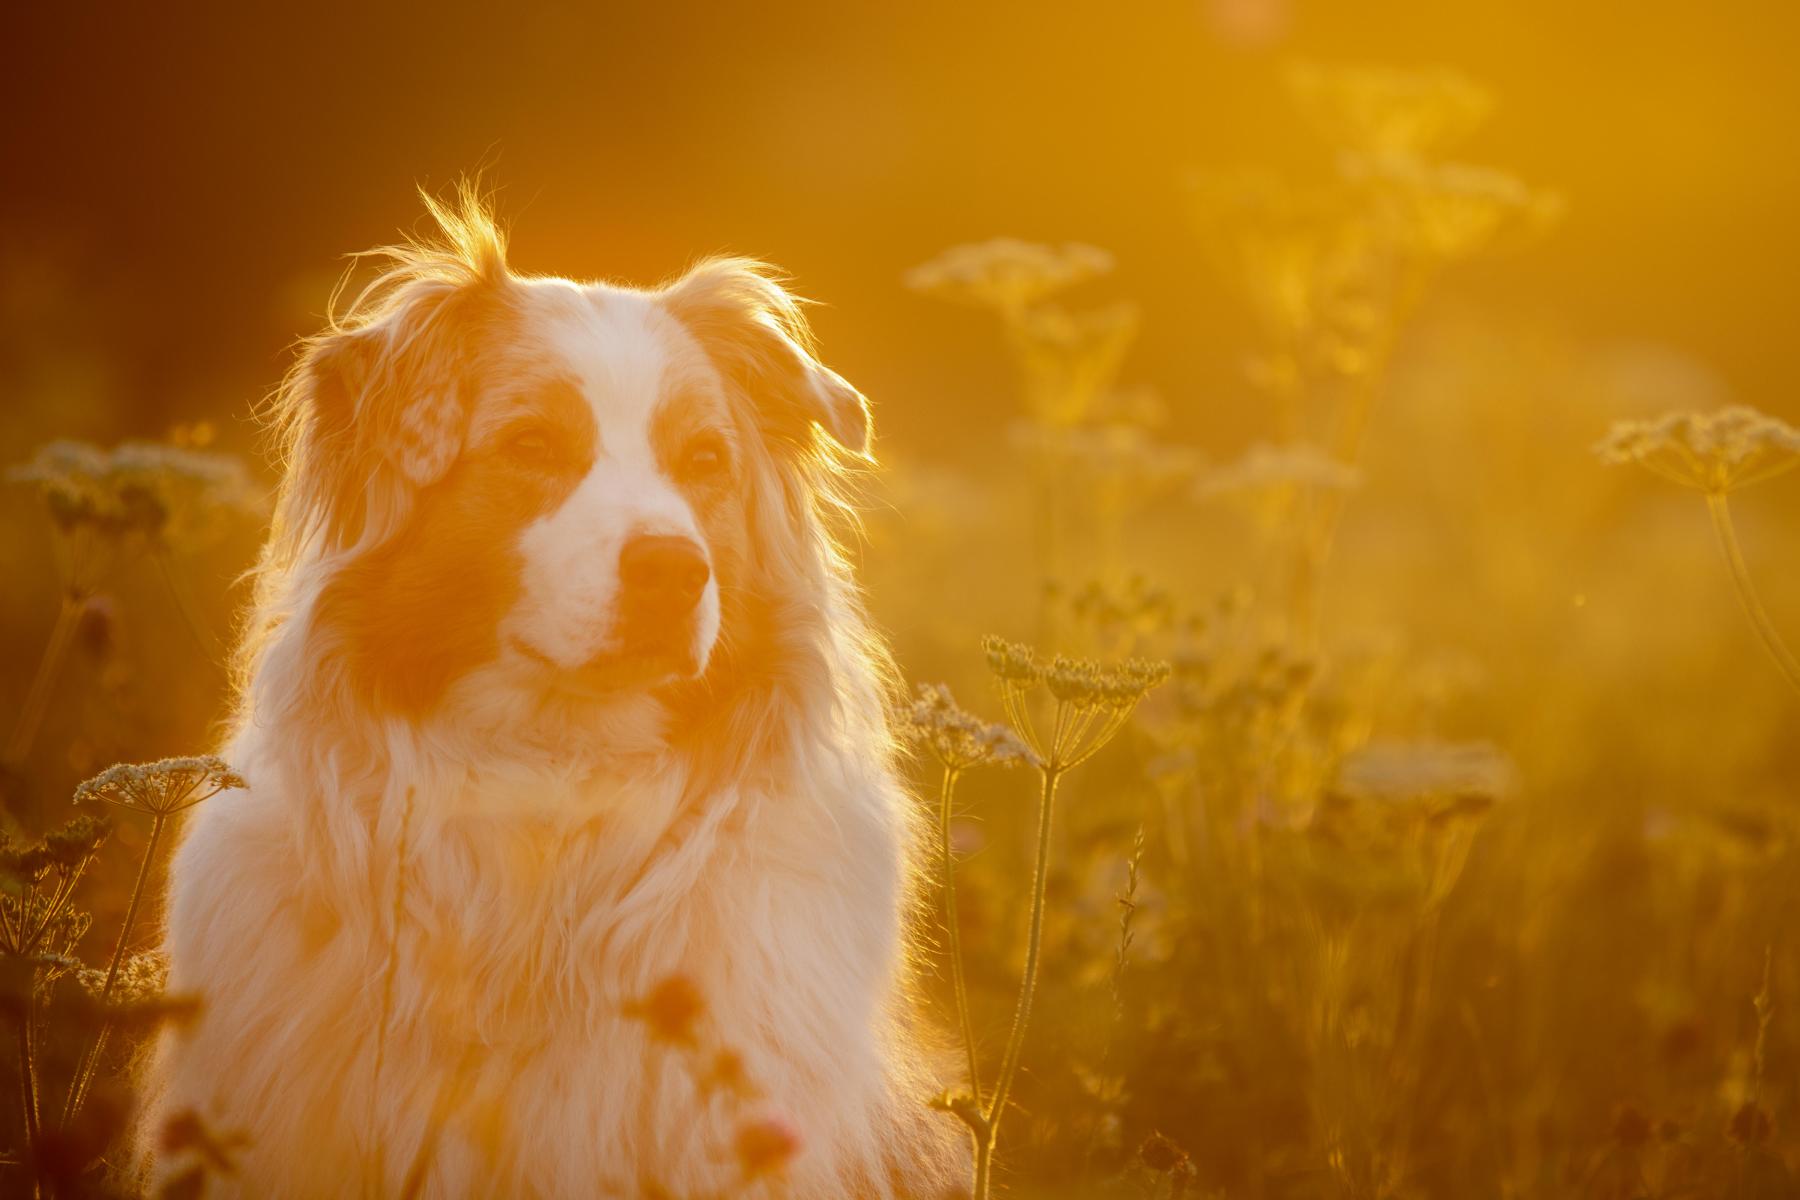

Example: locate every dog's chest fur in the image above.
[154,727,927,1197]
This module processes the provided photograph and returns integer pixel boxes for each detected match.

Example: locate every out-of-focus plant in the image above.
[60,756,242,1128]
[5,439,262,767]
[908,241,1193,614]
[1598,404,1800,693]
[619,974,805,1198]
[902,683,1036,1101]
[1,757,216,1198]
[1013,413,1202,586]
[1191,62,1560,642]
[0,812,110,1186]
[917,641,1166,1200]
[904,238,1114,323]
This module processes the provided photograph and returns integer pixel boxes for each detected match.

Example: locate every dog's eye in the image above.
[504,428,555,462]
[681,438,729,478]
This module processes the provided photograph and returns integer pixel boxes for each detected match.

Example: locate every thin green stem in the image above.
[62,812,167,1127]
[976,764,1062,1199]
[1706,492,1800,694]
[6,595,84,768]
[153,550,222,667]
[937,768,982,1110]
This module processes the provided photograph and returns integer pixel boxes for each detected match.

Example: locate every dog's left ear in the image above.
[662,258,871,457]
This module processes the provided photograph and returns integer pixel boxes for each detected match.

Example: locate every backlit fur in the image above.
[145,187,965,1198]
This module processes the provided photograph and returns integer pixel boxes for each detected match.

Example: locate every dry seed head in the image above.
[8,438,263,553]
[42,813,113,869]
[1045,656,1104,705]
[902,683,1038,770]
[0,837,52,887]
[983,635,1043,686]
[75,756,247,817]
[78,949,170,1005]
[1596,404,1800,493]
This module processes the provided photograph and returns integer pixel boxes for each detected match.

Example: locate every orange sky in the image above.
[5,0,1799,453]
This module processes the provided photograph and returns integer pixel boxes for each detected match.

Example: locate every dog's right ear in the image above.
[275,187,511,552]
[279,314,464,554]
[280,309,471,552]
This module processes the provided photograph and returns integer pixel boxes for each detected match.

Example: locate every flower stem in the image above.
[61,811,167,1127]
[16,990,40,1198]
[5,594,83,769]
[975,763,1063,1199]
[1706,492,1800,694]
[153,550,222,667]
[937,768,983,1110]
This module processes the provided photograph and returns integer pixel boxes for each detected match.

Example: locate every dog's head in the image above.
[274,191,868,725]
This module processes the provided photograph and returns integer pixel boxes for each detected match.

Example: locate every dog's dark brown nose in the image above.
[619,535,710,610]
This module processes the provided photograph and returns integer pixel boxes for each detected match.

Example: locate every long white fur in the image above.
[144,196,963,1198]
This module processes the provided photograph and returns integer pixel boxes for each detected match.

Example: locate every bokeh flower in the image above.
[623,974,707,1048]
[732,1113,802,1180]
[8,439,263,596]
[906,239,1114,316]
[1351,155,1564,262]
[1596,405,1800,493]
[1005,302,1141,427]
[1194,441,1362,500]
[1285,62,1494,159]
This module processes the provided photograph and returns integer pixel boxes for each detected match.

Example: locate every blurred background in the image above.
[4,2,1799,1196]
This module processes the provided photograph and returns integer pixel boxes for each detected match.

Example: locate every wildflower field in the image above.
[4,4,1800,1197]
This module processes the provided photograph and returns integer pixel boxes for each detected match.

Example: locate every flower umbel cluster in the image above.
[1194,441,1363,500]
[75,949,170,1007]
[1350,155,1564,263]
[904,238,1114,316]
[1285,61,1494,159]
[1596,405,1800,494]
[8,439,263,595]
[0,815,111,964]
[982,636,1169,772]
[902,684,1038,773]
[74,756,247,817]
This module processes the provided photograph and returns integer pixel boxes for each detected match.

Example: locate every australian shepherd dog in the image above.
[147,188,964,1198]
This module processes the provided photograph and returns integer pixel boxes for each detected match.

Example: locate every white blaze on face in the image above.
[502,282,720,676]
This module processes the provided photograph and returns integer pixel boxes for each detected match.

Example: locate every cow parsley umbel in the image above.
[62,757,243,1125]
[1598,405,1800,693]
[928,640,1167,1200]
[0,813,111,1168]
[5,439,262,768]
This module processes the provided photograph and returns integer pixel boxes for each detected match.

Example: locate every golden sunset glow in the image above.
[4,5,1800,1199]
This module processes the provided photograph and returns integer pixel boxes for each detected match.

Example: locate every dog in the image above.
[147,187,965,1198]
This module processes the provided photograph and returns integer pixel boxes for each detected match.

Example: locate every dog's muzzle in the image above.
[614,534,708,659]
